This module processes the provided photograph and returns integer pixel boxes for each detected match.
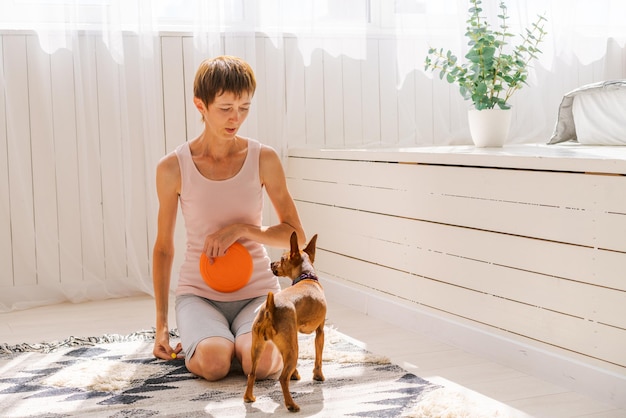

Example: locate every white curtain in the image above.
[0,0,624,311]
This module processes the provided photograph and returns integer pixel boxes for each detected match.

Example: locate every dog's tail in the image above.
[266,291,275,311]
[261,292,276,341]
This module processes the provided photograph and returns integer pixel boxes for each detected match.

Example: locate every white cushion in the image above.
[548,80,626,145]
[572,88,626,145]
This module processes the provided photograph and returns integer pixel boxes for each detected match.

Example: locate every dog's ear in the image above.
[303,234,317,264]
[289,231,300,257]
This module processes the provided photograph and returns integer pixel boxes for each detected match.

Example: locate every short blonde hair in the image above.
[193,55,256,107]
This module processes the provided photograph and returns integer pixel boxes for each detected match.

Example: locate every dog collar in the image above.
[292,272,318,286]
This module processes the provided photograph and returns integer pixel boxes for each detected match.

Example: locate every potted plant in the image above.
[424,0,547,147]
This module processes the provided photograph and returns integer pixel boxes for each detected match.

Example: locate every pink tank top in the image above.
[174,138,280,301]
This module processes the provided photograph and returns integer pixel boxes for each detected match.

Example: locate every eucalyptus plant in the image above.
[424,0,547,110]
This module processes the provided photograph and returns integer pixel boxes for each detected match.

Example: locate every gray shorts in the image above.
[175,294,266,359]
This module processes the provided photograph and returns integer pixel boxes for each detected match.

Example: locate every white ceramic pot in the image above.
[467,108,512,147]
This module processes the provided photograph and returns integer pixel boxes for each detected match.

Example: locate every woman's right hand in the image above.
[153,328,183,360]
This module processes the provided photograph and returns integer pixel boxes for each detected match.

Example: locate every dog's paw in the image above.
[243,384,256,404]
[287,403,300,412]
[313,367,325,381]
[290,369,301,380]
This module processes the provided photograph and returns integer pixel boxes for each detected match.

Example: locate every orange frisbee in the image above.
[199,242,253,293]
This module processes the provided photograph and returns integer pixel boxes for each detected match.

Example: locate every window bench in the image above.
[285,144,626,408]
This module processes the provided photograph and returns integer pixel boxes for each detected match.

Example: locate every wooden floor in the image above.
[2,294,624,418]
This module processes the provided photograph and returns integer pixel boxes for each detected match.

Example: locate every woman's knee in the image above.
[239,339,283,379]
[187,338,234,381]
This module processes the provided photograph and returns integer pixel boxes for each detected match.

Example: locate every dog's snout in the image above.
[271,261,279,275]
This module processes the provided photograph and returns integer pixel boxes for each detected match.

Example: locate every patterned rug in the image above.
[0,328,441,417]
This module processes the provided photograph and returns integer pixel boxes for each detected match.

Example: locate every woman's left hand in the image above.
[202,224,244,260]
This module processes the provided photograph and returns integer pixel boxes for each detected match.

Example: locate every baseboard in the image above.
[320,275,626,409]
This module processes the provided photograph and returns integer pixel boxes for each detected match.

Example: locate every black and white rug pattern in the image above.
[0,329,439,417]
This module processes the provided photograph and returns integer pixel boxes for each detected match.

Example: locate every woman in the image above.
[152,55,306,381]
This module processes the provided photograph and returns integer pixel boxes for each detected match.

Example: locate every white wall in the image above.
[285,147,626,408]
[1,31,625,311]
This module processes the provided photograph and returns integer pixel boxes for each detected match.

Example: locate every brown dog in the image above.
[243,232,326,412]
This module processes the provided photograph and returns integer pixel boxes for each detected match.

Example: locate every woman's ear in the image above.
[193,97,206,113]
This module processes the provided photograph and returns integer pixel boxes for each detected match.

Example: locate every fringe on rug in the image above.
[0,329,180,356]
[2,326,391,365]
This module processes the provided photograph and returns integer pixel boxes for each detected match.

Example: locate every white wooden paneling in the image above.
[160,36,187,152]
[4,35,37,286]
[257,37,287,234]
[121,34,151,285]
[50,46,83,286]
[297,201,626,328]
[160,35,190,291]
[317,250,626,368]
[255,35,285,151]
[254,36,270,141]
[577,62,595,89]
[288,181,625,288]
[361,40,381,145]
[75,34,106,284]
[300,197,626,291]
[596,174,626,252]
[284,36,307,146]
[287,158,626,253]
[342,53,363,146]
[287,149,626,370]
[135,35,166,275]
[323,44,344,146]
[304,46,325,146]
[0,35,13,289]
[1,30,625,317]
[27,36,60,285]
[96,38,128,281]
[415,65,434,145]
[378,39,399,145]
[398,53,417,145]
[224,35,257,139]
[430,62,453,142]
[182,36,203,142]
[396,37,421,145]
[288,145,626,175]
[224,34,254,61]
[605,38,624,79]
